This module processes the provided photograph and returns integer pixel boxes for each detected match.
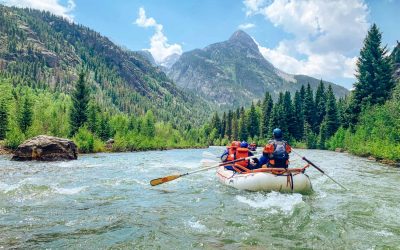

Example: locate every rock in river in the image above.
[11,135,78,161]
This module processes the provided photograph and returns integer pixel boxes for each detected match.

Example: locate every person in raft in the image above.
[248,142,257,152]
[257,128,292,169]
[220,141,240,171]
[221,141,257,171]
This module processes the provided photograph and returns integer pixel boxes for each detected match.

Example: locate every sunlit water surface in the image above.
[1,147,399,249]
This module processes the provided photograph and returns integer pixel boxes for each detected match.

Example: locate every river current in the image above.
[0,147,399,249]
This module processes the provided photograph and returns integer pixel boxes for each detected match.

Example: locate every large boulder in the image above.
[11,135,78,161]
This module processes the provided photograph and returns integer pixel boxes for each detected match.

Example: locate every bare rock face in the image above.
[11,135,78,161]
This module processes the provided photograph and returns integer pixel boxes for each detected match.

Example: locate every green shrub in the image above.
[73,126,104,153]
[5,124,25,149]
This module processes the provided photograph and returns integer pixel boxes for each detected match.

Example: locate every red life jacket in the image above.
[227,146,237,161]
[235,147,249,167]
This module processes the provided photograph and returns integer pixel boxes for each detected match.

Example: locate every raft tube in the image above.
[216,166,313,194]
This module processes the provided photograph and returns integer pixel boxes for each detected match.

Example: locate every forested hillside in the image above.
[0,5,211,127]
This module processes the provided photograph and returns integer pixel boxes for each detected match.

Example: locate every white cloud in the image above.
[1,0,76,21]
[135,7,182,63]
[243,0,369,83]
[238,23,256,30]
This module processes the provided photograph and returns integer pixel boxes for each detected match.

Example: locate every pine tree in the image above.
[0,100,8,140]
[226,110,233,139]
[70,72,90,136]
[238,107,247,141]
[260,92,273,139]
[232,113,238,141]
[351,24,394,125]
[293,90,304,141]
[283,91,295,140]
[323,85,339,138]
[269,93,286,136]
[221,112,227,138]
[143,110,156,137]
[86,101,99,133]
[314,80,326,132]
[303,83,316,133]
[247,102,259,139]
[210,112,221,137]
[19,95,33,134]
[98,114,111,141]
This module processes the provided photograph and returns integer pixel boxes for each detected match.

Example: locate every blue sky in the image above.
[2,0,399,89]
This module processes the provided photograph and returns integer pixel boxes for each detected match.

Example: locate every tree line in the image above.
[207,81,340,149]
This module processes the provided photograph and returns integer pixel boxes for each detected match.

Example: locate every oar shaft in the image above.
[292,150,348,191]
[185,155,260,176]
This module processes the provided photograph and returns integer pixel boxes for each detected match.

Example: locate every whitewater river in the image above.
[0,147,399,249]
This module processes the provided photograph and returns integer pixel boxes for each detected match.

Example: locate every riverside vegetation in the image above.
[0,5,398,163]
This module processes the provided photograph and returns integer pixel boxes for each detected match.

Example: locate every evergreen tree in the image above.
[293,90,304,141]
[0,100,8,140]
[19,95,33,134]
[238,107,247,141]
[210,112,221,137]
[70,72,90,136]
[142,110,156,137]
[314,80,326,132]
[283,91,295,140]
[226,110,233,139]
[86,101,99,133]
[269,93,286,135]
[221,112,227,138]
[303,83,316,133]
[260,92,273,139]
[247,102,259,139]
[323,85,339,138]
[232,113,238,141]
[351,24,394,125]
[98,114,111,141]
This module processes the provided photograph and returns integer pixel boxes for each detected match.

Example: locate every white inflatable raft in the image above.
[216,166,313,194]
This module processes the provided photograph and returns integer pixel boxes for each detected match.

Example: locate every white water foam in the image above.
[375,230,394,237]
[54,186,87,195]
[236,192,304,215]
[0,182,20,193]
[186,218,208,232]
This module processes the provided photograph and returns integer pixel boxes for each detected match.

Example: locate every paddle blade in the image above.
[150,174,181,186]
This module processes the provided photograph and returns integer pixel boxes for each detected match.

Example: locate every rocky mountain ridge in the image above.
[167,30,349,108]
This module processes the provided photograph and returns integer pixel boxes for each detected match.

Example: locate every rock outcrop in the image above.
[11,135,78,161]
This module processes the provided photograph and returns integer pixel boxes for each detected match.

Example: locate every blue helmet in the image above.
[273,128,283,139]
[240,141,248,148]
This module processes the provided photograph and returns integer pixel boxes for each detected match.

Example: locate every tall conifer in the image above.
[260,92,273,139]
[0,100,8,140]
[70,72,90,136]
[350,24,394,126]
[247,102,259,139]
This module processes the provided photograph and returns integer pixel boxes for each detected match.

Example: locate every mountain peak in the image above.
[229,30,257,47]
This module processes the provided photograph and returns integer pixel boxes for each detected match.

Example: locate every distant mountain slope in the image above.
[0,5,211,126]
[391,41,400,81]
[168,30,349,108]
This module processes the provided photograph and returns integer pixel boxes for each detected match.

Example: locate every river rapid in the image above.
[0,147,399,249]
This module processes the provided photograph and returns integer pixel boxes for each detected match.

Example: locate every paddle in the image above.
[292,150,348,190]
[150,155,260,186]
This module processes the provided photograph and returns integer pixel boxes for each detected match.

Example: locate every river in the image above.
[0,147,399,249]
